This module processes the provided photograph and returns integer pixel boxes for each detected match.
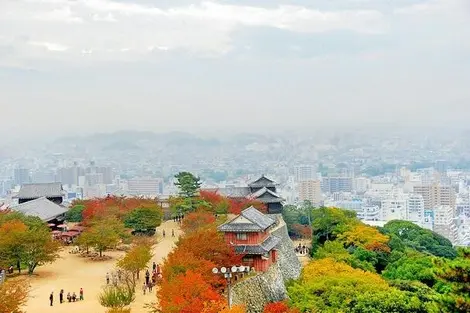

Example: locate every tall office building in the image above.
[298,180,322,206]
[14,168,30,186]
[321,177,353,193]
[413,184,456,210]
[434,160,448,174]
[97,167,114,184]
[294,165,316,182]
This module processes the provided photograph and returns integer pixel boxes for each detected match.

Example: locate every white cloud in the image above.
[0,0,387,63]
[29,41,69,51]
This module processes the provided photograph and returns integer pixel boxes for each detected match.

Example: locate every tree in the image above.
[181,210,216,234]
[174,172,202,199]
[382,220,457,259]
[311,207,357,247]
[117,242,153,283]
[0,278,30,313]
[339,224,390,253]
[22,227,61,274]
[66,204,85,222]
[263,302,300,313]
[288,258,430,313]
[382,251,437,286]
[158,270,222,313]
[0,219,60,275]
[81,217,127,257]
[124,206,162,233]
[99,272,135,313]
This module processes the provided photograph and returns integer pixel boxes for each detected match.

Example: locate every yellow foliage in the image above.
[338,224,390,252]
[301,258,388,288]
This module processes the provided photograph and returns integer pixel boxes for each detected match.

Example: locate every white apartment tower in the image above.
[434,205,457,244]
[406,194,425,224]
[299,180,323,206]
[294,165,316,182]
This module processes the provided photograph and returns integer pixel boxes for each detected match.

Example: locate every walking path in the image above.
[24,220,180,313]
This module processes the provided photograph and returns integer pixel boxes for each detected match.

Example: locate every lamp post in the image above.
[212,265,250,309]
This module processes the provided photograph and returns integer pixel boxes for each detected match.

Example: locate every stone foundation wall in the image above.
[231,217,302,313]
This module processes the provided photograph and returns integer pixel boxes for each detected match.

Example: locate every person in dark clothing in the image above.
[152,262,156,272]
[172,229,175,237]
[145,269,150,286]
[59,290,64,304]
[49,292,54,306]
[162,230,165,237]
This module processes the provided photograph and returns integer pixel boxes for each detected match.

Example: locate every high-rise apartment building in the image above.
[434,205,457,244]
[381,198,407,221]
[413,184,456,210]
[321,177,352,193]
[406,194,425,224]
[14,168,30,186]
[298,180,322,206]
[128,178,163,196]
[294,165,316,182]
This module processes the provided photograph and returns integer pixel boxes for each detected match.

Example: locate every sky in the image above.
[0,0,469,141]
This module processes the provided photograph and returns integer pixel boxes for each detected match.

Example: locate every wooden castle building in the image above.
[218,206,281,272]
[205,175,284,214]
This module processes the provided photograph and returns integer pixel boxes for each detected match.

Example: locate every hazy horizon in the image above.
[1,0,469,141]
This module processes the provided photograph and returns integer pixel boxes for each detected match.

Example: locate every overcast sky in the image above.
[1,0,469,141]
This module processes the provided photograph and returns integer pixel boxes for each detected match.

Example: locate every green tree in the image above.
[311,207,357,248]
[82,217,127,257]
[99,272,135,313]
[124,206,162,233]
[382,221,457,259]
[174,172,201,198]
[0,219,60,275]
[383,251,437,286]
[66,204,85,222]
[117,242,153,283]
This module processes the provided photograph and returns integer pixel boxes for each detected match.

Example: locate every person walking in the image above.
[172,229,175,237]
[152,262,156,272]
[106,272,110,285]
[162,230,165,238]
[49,292,54,306]
[145,269,150,286]
[79,288,84,301]
[142,281,147,295]
[59,289,64,304]
[67,292,71,302]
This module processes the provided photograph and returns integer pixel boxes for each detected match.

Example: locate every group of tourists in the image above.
[105,270,124,286]
[142,262,163,295]
[172,214,185,224]
[161,229,176,238]
[295,243,309,255]
[49,288,84,306]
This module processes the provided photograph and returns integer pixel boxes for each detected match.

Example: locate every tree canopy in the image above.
[174,171,202,198]
[124,205,162,232]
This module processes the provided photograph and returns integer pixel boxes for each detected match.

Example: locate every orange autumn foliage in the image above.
[176,226,243,267]
[202,301,246,313]
[162,249,222,287]
[263,302,300,313]
[80,196,160,223]
[181,210,216,234]
[198,191,267,215]
[158,270,223,313]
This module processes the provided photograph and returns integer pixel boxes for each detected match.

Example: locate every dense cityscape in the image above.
[1,128,469,247]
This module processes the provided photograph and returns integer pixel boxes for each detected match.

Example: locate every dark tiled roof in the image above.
[234,235,281,255]
[12,197,68,222]
[218,206,276,232]
[241,206,276,229]
[248,187,284,203]
[248,175,276,188]
[218,223,264,232]
[17,183,64,199]
[204,187,251,198]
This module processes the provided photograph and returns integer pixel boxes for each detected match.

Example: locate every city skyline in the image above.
[1,0,470,140]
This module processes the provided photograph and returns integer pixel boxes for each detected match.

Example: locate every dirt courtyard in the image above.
[23,220,180,313]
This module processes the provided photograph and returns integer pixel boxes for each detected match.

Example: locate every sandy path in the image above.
[24,220,180,313]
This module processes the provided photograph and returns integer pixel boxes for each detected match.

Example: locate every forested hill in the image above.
[282,206,470,313]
